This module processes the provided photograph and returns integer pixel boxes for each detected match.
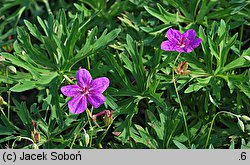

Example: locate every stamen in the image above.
[179,37,186,48]
[80,87,90,95]
[180,44,185,48]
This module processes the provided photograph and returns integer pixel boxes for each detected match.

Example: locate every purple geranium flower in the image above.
[61,68,110,114]
[161,28,202,53]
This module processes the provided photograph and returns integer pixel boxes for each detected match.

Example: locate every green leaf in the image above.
[229,141,235,149]
[209,92,219,108]
[147,110,164,140]
[221,56,250,73]
[13,99,32,131]
[144,4,188,24]
[237,119,245,132]
[184,84,204,93]
[125,34,146,92]
[37,16,49,36]
[163,0,192,20]
[93,28,121,51]
[173,140,188,149]
[10,81,36,92]
[240,139,250,149]
[0,135,16,144]
[105,94,118,110]
[220,33,238,67]
[105,52,131,88]
[242,47,250,56]
[1,52,40,78]
[208,36,219,60]
[182,53,207,73]
[236,84,250,99]
[24,19,43,41]
[0,124,15,135]
[144,6,170,24]
[1,115,20,132]
[50,78,64,129]
[114,113,135,144]
[132,124,158,148]
[16,27,55,69]
[65,18,80,59]
[37,72,58,85]
[209,144,214,149]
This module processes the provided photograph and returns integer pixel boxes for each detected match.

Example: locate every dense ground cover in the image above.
[0,0,250,149]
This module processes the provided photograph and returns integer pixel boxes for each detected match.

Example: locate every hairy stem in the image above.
[86,107,94,147]
[172,53,191,147]
[0,107,6,118]
[42,0,52,14]
[63,74,74,84]
[12,137,35,149]
[205,111,240,148]
[239,24,244,52]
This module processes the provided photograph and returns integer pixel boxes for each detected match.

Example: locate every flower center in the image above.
[80,87,90,96]
[179,37,186,48]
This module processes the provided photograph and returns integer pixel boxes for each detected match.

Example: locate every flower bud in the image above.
[237,118,245,132]
[91,115,97,122]
[84,133,90,146]
[7,65,17,74]
[16,136,22,141]
[103,110,113,127]
[31,121,40,143]
[0,96,7,106]
[0,56,5,61]
[34,130,40,143]
[22,50,26,55]
[241,115,250,122]
[112,132,121,137]
[2,43,13,52]
[175,61,190,76]
[31,130,40,144]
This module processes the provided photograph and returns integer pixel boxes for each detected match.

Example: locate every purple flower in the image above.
[161,28,202,53]
[61,68,110,114]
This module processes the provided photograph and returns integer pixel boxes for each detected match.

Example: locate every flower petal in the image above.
[61,85,80,97]
[175,46,187,53]
[184,47,194,53]
[191,38,202,49]
[177,45,194,53]
[68,94,87,114]
[161,41,177,51]
[167,28,181,42]
[87,93,106,109]
[76,68,92,88]
[90,77,110,93]
[183,29,196,41]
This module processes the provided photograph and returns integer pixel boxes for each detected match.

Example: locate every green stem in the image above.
[7,91,10,120]
[42,0,52,14]
[5,67,11,146]
[63,74,74,84]
[6,68,11,122]
[174,53,181,65]
[239,24,244,52]
[172,53,191,147]
[70,134,78,149]
[205,111,240,148]
[86,107,94,147]
[0,107,7,117]
[70,121,88,148]
[87,57,91,70]
[166,122,178,148]
[12,136,35,149]
[97,120,113,148]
